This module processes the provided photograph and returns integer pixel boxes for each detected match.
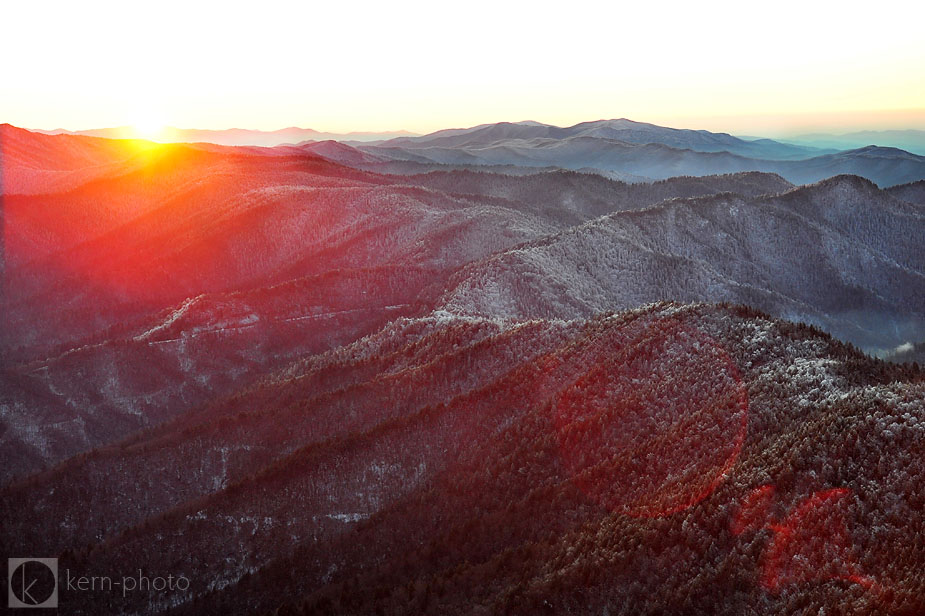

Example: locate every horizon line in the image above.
[13,115,925,141]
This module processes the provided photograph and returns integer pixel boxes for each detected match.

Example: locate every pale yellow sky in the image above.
[2,0,923,136]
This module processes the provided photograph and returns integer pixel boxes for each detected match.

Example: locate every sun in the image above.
[130,112,167,141]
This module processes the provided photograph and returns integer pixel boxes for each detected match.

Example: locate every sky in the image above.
[2,0,924,138]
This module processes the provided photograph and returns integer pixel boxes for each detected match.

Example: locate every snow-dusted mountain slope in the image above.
[439,175,925,349]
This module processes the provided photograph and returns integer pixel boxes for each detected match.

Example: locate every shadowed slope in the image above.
[2,303,923,615]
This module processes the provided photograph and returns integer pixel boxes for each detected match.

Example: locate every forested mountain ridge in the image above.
[2,302,923,615]
[886,179,925,205]
[439,175,925,350]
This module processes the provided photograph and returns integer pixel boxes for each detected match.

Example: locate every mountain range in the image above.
[783,130,925,156]
[348,119,925,188]
[375,119,832,159]
[1,120,924,615]
[2,124,923,477]
[33,125,418,146]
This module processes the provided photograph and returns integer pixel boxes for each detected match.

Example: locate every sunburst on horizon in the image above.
[130,111,167,141]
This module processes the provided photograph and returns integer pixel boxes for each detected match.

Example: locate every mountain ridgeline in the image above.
[351,119,925,188]
[1,121,924,615]
[438,174,925,350]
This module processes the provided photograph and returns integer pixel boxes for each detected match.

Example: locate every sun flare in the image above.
[130,113,166,141]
